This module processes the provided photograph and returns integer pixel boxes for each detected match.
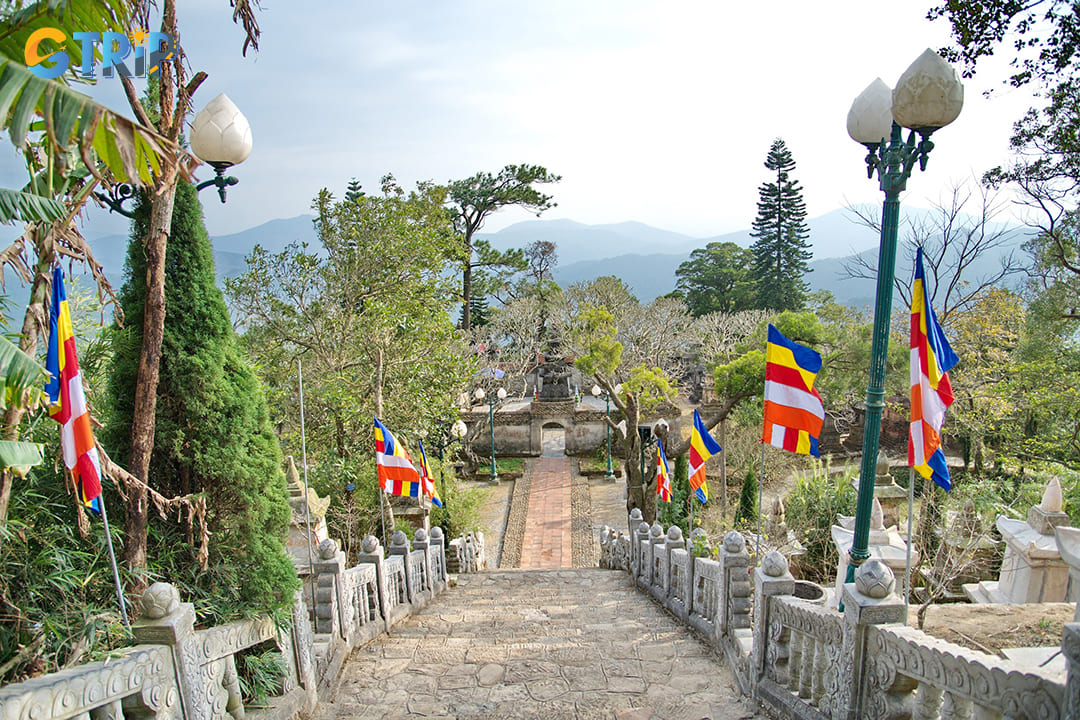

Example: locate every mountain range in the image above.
[76,208,1030,309]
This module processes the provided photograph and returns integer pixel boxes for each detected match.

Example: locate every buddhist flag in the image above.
[374,417,422,498]
[656,438,672,503]
[909,247,959,491]
[762,324,825,456]
[45,268,103,513]
[688,409,720,504]
[417,438,443,508]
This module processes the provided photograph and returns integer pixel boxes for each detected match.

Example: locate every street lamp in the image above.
[95,93,252,217]
[843,49,963,586]
[592,384,617,481]
[474,387,506,483]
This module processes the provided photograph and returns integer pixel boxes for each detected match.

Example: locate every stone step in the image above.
[314,568,764,719]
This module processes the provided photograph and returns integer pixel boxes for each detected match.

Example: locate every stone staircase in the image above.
[314,568,762,720]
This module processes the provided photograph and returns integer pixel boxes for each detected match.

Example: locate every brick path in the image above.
[519,457,573,569]
[317,569,763,719]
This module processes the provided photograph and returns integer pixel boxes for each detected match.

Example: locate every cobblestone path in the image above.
[317,569,762,720]
[519,457,573,568]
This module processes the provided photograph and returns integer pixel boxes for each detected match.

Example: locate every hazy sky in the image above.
[4,0,1042,243]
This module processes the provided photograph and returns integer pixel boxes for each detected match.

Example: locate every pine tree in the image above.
[459,278,491,328]
[749,138,812,311]
[105,181,298,616]
[735,468,758,526]
[345,178,365,203]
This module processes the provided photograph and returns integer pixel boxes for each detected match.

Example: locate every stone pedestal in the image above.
[831,498,918,608]
[964,477,1074,605]
[1055,526,1080,621]
[850,452,907,530]
[285,456,330,572]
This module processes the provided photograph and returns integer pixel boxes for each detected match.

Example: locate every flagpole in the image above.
[756,443,765,565]
[298,360,317,615]
[97,498,131,633]
[904,467,915,626]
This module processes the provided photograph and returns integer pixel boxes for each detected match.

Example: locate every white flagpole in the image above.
[298,360,317,612]
[97,498,130,632]
[904,467,915,626]
[756,443,765,565]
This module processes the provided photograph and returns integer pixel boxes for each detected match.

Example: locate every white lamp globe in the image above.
[474,388,485,401]
[496,388,507,400]
[891,49,964,131]
[451,420,468,439]
[189,93,252,166]
[847,78,894,145]
[591,384,602,397]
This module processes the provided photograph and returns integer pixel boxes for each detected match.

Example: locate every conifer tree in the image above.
[735,468,758,526]
[105,181,297,615]
[749,139,812,311]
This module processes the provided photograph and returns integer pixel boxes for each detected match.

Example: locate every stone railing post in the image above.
[388,530,414,604]
[429,526,447,588]
[753,551,795,691]
[840,559,906,720]
[132,582,209,719]
[633,520,650,581]
[720,531,751,635]
[628,508,644,569]
[663,526,685,599]
[413,527,434,595]
[1064,623,1080,717]
[313,538,346,638]
[643,522,664,589]
[358,535,390,633]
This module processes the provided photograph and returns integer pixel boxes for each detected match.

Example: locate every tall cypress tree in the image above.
[749,138,812,311]
[104,181,297,615]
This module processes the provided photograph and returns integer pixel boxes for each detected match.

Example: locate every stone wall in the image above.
[0,530,450,720]
[601,510,1076,720]
[461,405,616,456]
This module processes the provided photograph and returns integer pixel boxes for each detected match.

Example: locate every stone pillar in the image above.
[413,527,434,598]
[628,508,644,564]
[643,522,664,589]
[285,456,330,573]
[633,521,650,584]
[662,526,685,598]
[313,538,345,637]
[966,477,1072,604]
[133,583,210,719]
[358,535,390,633]
[388,530,413,604]
[850,452,907,530]
[831,497,917,608]
[429,526,446,586]
[753,551,795,690]
[720,531,751,634]
[839,560,906,720]
[1064,623,1080,718]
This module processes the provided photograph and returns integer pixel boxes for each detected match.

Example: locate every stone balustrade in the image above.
[601,513,1076,720]
[0,528,449,719]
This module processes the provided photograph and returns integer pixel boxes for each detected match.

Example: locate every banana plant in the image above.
[0,335,46,473]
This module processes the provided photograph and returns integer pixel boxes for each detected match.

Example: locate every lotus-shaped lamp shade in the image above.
[847,78,894,145]
[451,420,468,439]
[891,49,964,131]
[190,93,252,166]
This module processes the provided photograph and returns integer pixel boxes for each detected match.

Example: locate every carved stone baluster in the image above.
[223,654,246,719]
[754,550,794,689]
[971,706,1003,720]
[313,538,344,637]
[788,629,802,693]
[941,691,973,720]
[841,560,906,719]
[389,530,414,605]
[799,634,815,700]
[811,635,826,707]
[913,681,943,720]
[358,535,390,633]
[133,582,211,719]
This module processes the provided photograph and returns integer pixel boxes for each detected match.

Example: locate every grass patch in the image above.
[477,457,525,474]
[579,457,618,474]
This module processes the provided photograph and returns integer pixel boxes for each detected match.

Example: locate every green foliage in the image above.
[104,181,297,618]
[622,365,674,413]
[749,138,811,311]
[569,304,623,377]
[429,464,486,539]
[235,645,285,707]
[785,465,857,583]
[675,241,755,316]
[660,451,690,533]
[735,468,758,527]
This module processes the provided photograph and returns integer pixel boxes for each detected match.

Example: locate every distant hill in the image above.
[553,253,686,301]
[479,219,701,266]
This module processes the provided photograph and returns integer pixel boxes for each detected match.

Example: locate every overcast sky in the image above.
[4,0,1042,243]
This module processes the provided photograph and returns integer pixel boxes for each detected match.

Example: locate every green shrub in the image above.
[735,469,758,527]
[785,464,857,583]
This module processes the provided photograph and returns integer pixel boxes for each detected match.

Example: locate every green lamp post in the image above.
[843,49,964,585]
[592,383,621,480]
[474,386,506,483]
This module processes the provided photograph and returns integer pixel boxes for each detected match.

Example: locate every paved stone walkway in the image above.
[317,569,762,720]
[519,457,573,569]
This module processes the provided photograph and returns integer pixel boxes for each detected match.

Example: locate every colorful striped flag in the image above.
[762,324,825,456]
[909,247,959,491]
[688,409,720,504]
[45,268,103,513]
[656,438,672,503]
[374,417,422,498]
[417,438,443,508]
